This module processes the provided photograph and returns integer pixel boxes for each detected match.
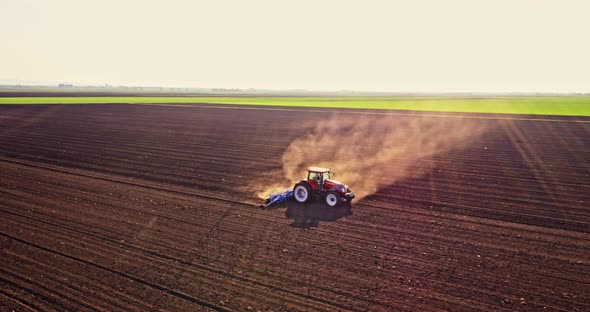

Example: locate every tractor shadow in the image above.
[285,200,352,228]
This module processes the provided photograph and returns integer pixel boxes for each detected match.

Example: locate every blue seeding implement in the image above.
[265,189,293,207]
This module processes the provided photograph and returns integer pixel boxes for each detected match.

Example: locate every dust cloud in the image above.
[258,114,489,201]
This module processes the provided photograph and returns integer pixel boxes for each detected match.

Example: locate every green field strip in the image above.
[1,96,589,116]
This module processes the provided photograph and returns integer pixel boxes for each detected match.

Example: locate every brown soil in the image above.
[0,103,588,311]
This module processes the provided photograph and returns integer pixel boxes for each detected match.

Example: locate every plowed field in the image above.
[1,104,589,311]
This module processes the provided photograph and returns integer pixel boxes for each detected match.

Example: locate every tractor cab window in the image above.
[308,172,320,181]
[308,171,330,182]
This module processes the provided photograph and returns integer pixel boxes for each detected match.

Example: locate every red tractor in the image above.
[293,167,355,207]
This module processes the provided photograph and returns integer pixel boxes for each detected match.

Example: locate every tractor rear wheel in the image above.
[325,191,341,207]
[293,183,311,203]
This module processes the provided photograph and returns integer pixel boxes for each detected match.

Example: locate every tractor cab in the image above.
[307,166,331,188]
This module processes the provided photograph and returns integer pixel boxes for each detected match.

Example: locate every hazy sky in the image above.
[2,0,588,92]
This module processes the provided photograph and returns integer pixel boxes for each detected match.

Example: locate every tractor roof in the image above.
[307,166,330,173]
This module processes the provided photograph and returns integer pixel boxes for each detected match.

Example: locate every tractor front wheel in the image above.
[293,183,311,203]
[325,191,341,207]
